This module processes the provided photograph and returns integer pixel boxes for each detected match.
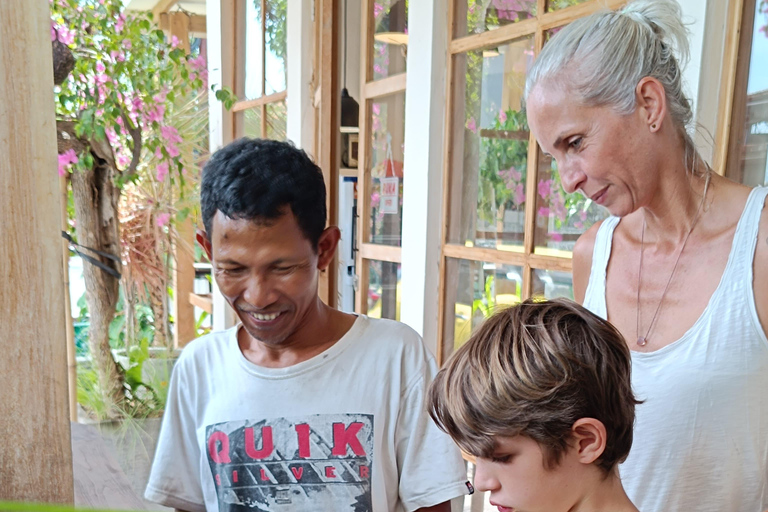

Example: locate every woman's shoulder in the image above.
[572,220,606,303]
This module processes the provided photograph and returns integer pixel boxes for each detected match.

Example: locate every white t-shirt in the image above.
[145,315,469,512]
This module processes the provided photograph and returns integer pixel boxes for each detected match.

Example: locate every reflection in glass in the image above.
[244,0,264,100]
[368,93,405,246]
[372,0,408,80]
[443,258,523,352]
[454,0,537,38]
[546,0,590,12]
[265,0,287,94]
[242,108,262,138]
[732,0,768,186]
[448,37,534,251]
[266,100,287,140]
[532,268,574,300]
[367,260,401,321]
[533,148,609,256]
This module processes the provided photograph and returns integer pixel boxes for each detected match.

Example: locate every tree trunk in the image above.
[70,153,125,415]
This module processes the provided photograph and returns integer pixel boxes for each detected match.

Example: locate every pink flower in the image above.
[155,147,164,159]
[513,183,525,205]
[188,55,206,71]
[57,26,75,45]
[116,153,131,168]
[549,232,563,242]
[371,192,380,208]
[110,50,125,62]
[156,161,169,182]
[145,103,165,124]
[579,210,588,221]
[537,178,552,199]
[499,109,507,123]
[155,212,171,227]
[123,39,132,50]
[115,14,125,34]
[538,207,550,218]
[166,144,180,158]
[160,125,182,144]
[171,35,180,48]
[57,149,78,176]
[96,61,105,73]
[467,117,477,133]
[51,22,57,42]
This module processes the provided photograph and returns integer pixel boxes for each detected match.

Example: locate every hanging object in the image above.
[340,0,360,128]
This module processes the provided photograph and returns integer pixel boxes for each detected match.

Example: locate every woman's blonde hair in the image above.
[428,298,639,473]
[525,0,705,176]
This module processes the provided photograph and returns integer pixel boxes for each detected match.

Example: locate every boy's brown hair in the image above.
[428,298,639,473]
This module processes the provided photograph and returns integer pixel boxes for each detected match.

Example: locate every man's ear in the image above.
[570,418,607,465]
[315,226,341,271]
[196,228,213,262]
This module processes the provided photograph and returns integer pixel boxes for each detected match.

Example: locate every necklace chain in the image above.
[636,201,705,347]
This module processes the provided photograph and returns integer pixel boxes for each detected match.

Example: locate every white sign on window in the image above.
[379,177,399,214]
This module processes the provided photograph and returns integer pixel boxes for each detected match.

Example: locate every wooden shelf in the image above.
[188,292,212,314]
[340,167,358,177]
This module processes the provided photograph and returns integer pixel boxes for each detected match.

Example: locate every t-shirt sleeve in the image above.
[144,358,206,512]
[395,354,470,511]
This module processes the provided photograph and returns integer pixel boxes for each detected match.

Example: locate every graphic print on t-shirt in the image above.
[206,414,373,512]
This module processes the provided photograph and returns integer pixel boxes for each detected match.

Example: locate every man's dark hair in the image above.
[201,138,327,248]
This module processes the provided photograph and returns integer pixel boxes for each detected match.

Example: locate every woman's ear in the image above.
[635,77,667,133]
[570,418,607,465]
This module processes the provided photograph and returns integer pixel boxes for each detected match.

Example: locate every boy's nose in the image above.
[472,459,500,493]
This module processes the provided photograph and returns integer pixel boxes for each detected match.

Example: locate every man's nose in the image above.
[243,274,278,309]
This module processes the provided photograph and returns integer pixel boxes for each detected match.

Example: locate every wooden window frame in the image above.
[437,0,626,364]
[232,0,288,139]
[354,0,408,314]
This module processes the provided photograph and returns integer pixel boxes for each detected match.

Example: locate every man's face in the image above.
[206,210,336,347]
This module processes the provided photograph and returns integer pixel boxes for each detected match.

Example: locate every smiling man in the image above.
[144,138,469,512]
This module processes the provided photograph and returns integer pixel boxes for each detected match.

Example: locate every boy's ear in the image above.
[570,418,607,465]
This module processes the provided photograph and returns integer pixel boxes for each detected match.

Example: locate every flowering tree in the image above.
[51,0,208,415]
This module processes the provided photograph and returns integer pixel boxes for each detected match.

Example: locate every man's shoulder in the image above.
[358,316,424,349]
[176,327,235,366]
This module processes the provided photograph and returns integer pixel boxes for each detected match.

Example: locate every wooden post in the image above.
[169,12,198,347]
[317,0,341,307]
[61,176,78,422]
[0,0,75,502]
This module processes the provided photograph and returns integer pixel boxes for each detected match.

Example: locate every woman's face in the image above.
[526,79,656,218]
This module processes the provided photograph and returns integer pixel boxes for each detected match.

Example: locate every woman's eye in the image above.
[569,137,583,149]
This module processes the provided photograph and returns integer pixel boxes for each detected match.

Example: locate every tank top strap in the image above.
[583,216,620,320]
[727,186,768,284]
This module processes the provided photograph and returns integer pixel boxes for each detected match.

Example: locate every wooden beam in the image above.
[61,176,78,423]
[169,12,196,348]
[0,0,74,501]
[152,0,179,21]
[189,292,213,314]
[363,73,407,99]
[232,90,288,112]
[317,0,341,307]
[359,243,402,263]
[159,14,207,36]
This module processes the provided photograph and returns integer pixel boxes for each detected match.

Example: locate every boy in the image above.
[428,298,641,512]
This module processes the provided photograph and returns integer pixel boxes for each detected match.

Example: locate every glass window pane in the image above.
[367,260,401,320]
[532,268,574,300]
[372,0,408,80]
[265,0,287,94]
[265,100,287,140]
[533,148,609,255]
[546,0,590,13]
[443,258,523,353]
[367,93,405,246]
[454,0,537,38]
[244,0,264,100]
[240,108,262,138]
[447,37,534,251]
[732,0,768,186]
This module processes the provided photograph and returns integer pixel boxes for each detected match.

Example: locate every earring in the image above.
[651,123,657,130]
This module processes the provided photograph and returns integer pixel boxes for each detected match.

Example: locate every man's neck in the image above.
[238,305,357,368]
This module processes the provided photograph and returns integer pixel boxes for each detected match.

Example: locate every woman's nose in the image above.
[559,161,587,195]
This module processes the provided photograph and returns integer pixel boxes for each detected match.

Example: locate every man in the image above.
[145,138,470,512]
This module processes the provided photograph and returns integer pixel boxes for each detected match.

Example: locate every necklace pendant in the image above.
[637,336,648,347]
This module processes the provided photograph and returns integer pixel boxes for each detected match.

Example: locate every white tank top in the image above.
[583,186,768,512]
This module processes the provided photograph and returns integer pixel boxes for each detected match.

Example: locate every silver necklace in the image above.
[636,202,704,347]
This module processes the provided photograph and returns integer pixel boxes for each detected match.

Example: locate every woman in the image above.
[524,1,768,512]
